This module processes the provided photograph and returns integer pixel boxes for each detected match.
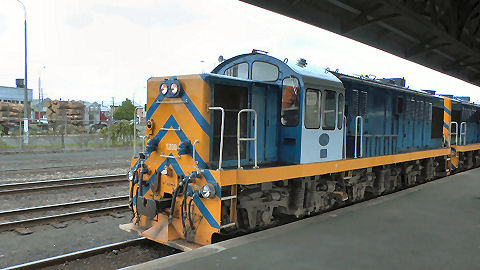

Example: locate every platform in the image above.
[129,168,480,270]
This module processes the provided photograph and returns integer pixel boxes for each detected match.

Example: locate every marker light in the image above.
[200,183,216,198]
[170,83,179,95]
[128,170,135,181]
[160,83,168,95]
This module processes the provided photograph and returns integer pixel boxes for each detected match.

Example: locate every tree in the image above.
[113,99,135,121]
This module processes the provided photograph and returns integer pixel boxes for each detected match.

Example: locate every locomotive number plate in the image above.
[166,143,178,151]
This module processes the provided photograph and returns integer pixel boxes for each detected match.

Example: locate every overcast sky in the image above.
[1,0,480,105]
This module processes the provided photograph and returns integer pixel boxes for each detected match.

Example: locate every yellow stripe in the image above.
[453,143,480,152]
[218,148,451,186]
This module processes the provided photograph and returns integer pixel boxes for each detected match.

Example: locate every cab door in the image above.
[300,88,322,163]
[301,87,344,163]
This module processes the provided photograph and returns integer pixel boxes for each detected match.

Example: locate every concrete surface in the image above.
[130,168,480,270]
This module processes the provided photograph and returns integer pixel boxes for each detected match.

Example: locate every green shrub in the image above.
[100,120,139,145]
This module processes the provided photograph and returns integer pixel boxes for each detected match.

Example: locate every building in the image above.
[0,85,32,104]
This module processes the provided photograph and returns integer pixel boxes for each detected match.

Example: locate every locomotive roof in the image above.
[332,71,480,107]
[212,52,342,88]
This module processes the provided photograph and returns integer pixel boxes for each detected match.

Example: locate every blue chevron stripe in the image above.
[146,93,165,120]
[443,122,450,131]
[192,192,220,229]
[146,91,210,136]
[443,106,451,116]
[182,92,210,135]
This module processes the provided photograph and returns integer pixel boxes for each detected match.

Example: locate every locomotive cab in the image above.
[212,52,346,166]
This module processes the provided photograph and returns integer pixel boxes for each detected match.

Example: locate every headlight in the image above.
[128,170,135,181]
[170,83,179,95]
[160,83,168,95]
[200,183,215,198]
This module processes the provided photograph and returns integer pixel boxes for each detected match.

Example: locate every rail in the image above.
[3,238,147,270]
[0,204,128,231]
[450,121,458,146]
[209,107,225,170]
[0,174,127,195]
[192,139,200,165]
[343,115,347,159]
[460,122,467,145]
[354,116,364,158]
[237,109,258,169]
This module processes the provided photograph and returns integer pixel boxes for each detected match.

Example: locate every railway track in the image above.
[3,237,179,270]
[0,161,129,174]
[0,174,128,195]
[3,238,148,270]
[0,195,129,231]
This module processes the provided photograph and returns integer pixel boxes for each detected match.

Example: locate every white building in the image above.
[0,85,32,104]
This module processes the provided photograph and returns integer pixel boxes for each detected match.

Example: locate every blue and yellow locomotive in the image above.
[121,51,480,250]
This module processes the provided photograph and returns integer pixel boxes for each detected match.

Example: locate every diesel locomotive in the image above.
[120,51,480,250]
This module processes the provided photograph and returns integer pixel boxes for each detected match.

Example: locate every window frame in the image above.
[337,93,344,130]
[280,76,301,127]
[322,89,337,131]
[224,62,249,80]
[304,89,321,129]
[251,61,279,82]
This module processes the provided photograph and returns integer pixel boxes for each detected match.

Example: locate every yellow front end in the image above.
[121,75,222,249]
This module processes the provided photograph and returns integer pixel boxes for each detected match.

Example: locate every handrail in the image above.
[237,109,258,169]
[209,107,225,170]
[450,121,458,146]
[354,116,364,158]
[460,122,467,145]
[343,115,347,159]
[192,140,199,165]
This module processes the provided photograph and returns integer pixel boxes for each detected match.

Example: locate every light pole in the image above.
[17,0,28,144]
[38,66,46,117]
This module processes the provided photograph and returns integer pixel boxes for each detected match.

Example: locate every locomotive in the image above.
[120,51,480,250]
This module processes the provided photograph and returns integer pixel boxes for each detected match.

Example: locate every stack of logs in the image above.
[46,100,85,125]
[0,102,24,123]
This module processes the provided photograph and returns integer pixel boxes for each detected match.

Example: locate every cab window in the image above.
[305,89,321,129]
[322,90,337,130]
[252,61,279,82]
[224,62,248,79]
[337,93,344,129]
[281,77,300,126]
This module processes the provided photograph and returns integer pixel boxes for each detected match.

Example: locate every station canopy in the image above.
[241,0,480,88]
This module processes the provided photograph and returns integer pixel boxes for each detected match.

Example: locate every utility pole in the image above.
[17,0,29,144]
[133,95,137,158]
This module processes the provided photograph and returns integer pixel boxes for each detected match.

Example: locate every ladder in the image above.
[219,185,237,229]
[237,109,258,169]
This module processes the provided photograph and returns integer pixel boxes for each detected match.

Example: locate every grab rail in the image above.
[343,115,347,159]
[192,140,199,165]
[209,107,225,170]
[237,109,258,169]
[354,116,364,158]
[460,122,467,145]
[450,121,458,146]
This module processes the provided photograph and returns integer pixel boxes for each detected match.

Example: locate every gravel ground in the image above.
[0,214,140,268]
[0,149,133,183]
[0,184,129,211]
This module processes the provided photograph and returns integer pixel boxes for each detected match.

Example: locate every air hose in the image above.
[188,197,194,229]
